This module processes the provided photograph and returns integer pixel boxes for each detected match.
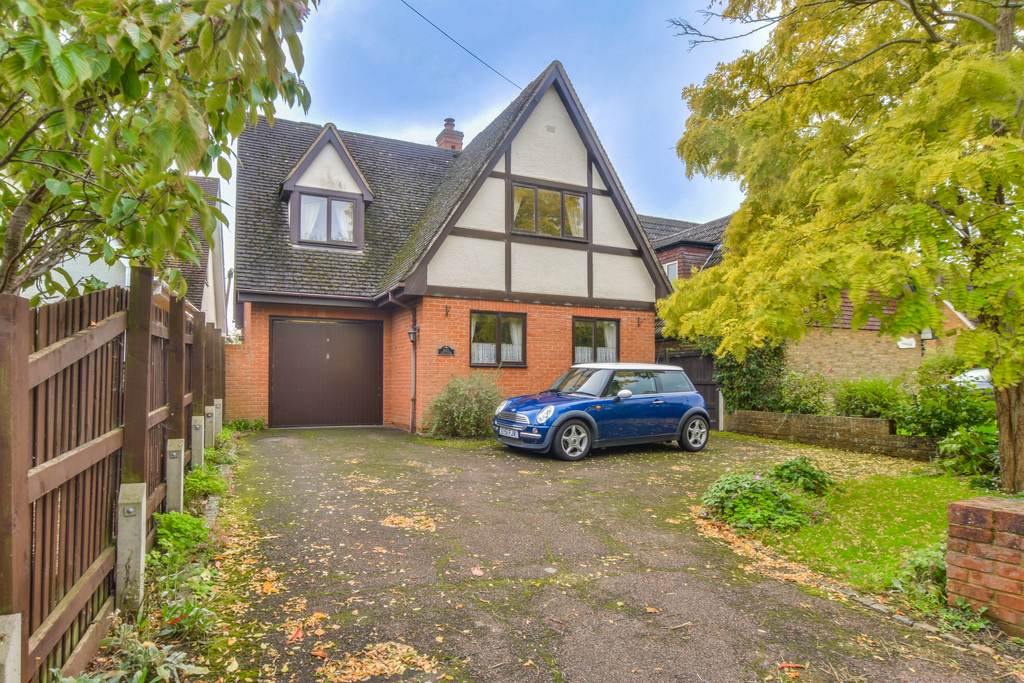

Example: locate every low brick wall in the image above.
[723,410,938,461]
[947,498,1024,637]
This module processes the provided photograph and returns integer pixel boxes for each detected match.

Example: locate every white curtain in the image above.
[597,321,617,362]
[502,317,523,362]
[565,196,584,238]
[574,346,594,364]
[300,195,326,241]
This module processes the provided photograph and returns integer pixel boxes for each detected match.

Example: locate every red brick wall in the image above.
[656,245,713,279]
[225,296,655,433]
[947,497,1024,637]
[414,296,655,430]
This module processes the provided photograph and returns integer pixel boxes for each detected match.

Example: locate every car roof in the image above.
[570,363,684,371]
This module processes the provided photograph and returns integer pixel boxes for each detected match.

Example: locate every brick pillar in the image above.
[947,497,1024,636]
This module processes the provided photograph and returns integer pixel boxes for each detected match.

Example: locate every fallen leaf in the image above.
[471,568,485,576]
[226,658,239,673]
[645,606,660,614]
[314,628,325,636]
[311,649,328,659]
[226,637,236,646]
[666,519,681,525]
[287,627,303,642]
[778,664,806,670]
[435,636,444,643]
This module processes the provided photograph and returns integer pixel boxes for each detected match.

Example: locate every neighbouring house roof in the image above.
[652,213,732,250]
[638,215,699,245]
[235,120,456,298]
[172,176,220,308]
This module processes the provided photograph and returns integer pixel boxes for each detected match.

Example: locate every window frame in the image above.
[572,317,620,364]
[469,310,528,368]
[288,187,365,250]
[511,183,588,242]
[663,260,678,282]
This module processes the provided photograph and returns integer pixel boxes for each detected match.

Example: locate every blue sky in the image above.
[221,0,766,296]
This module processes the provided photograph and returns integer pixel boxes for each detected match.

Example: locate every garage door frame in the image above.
[268,316,384,428]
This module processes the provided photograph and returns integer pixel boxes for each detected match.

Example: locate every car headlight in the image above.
[494,400,509,416]
[537,406,555,424]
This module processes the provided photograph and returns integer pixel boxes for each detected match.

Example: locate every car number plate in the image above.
[499,427,519,439]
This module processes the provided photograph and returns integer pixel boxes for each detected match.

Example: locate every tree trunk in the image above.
[0,187,39,294]
[998,382,1024,493]
[996,5,1017,55]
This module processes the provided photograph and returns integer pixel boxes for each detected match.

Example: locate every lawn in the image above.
[761,472,975,593]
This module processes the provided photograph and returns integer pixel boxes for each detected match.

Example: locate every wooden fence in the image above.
[0,266,226,683]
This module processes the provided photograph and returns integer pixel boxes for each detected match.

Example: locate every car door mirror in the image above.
[614,389,632,403]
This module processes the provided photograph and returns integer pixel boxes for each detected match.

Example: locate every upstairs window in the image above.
[290,190,364,249]
[573,318,618,364]
[513,185,585,240]
[470,311,526,366]
[664,260,678,281]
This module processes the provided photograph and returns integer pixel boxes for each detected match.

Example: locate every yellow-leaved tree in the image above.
[660,0,1024,489]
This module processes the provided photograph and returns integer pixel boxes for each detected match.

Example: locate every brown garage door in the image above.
[270,318,383,428]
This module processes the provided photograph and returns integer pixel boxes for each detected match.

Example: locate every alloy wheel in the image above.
[561,424,588,458]
[687,419,708,448]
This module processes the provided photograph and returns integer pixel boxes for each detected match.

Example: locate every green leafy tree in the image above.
[0,0,314,300]
[660,0,1024,489]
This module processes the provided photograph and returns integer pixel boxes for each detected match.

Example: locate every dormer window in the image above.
[280,123,374,252]
[290,190,364,249]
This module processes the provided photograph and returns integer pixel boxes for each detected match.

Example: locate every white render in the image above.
[592,252,656,301]
[296,143,362,194]
[591,163,608,190]
[591,195,635,249]
[510,86,588,187]
[510,243,588,297]
[428,235,505,290]
[455,177,506,233]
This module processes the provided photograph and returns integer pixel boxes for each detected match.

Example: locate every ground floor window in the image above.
[470,312,526,366]
[573,318,619,364]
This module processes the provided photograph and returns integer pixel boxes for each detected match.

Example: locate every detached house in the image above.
[226,61,672,431]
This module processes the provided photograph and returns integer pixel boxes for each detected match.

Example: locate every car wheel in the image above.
[680,415,709,452]
[552,420,592,461]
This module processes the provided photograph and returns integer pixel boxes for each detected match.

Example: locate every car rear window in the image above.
[657,371,695,393]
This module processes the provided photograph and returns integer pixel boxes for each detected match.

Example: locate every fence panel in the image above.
[0,269,225,682]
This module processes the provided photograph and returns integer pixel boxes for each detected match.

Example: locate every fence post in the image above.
[191,312,206,466]
[118,267,152,610]
[0,295,32,683]
[204,323,216,447]
[166,296,186,512]
[718,390,727,432]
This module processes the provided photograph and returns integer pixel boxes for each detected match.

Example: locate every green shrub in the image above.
[937,421,1000,476]
[99,622,208,682]
[158,598,215,639]
[916,348,969,387]
[831,376,910,419]
[776,370,832,415]
[153,511,211,562]
[897,381,995,438]
[183,464,227,505]
[228,417,265,432]
[889,542,948,613]
[770,456,837,495]
[702,473,808,530]
[426,372,504,438]
[693,337,787,412]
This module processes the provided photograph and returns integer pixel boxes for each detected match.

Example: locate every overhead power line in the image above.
[398,0,522,91]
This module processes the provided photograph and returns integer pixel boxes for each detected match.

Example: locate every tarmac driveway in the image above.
[226,427,1004,683]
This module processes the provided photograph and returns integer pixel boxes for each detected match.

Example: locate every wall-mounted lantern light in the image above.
[408,325,420,343]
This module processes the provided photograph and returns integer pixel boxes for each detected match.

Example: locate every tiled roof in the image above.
[168,176,219,308]
[652,213,732,249]
[235,118,456,298]
[638,215,698,244]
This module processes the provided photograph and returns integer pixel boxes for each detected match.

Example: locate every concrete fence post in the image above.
[166,439,185,513]
[192,417,205,467]
[214,398,223,437]
[0,613,21,683]
[115,483,147,611]
[204,406,215,449]
[717,390,726,431]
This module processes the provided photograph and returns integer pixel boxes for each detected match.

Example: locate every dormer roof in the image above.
[280,123,375,202]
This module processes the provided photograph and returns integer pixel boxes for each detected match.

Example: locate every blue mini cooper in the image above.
[492,363,711,461]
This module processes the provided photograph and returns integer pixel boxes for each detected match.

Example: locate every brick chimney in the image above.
[435,118,464,151]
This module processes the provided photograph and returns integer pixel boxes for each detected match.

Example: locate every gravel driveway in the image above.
[224,427,1006,683]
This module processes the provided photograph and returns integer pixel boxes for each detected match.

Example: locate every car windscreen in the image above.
[549,368,611,396]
